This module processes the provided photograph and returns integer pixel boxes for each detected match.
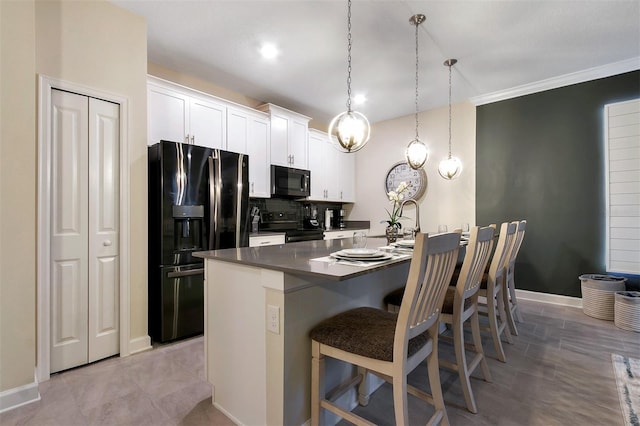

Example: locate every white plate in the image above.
[395,240,415,247]
[334,250,387,259]
[342,248,378,256]
[331,252,393,262]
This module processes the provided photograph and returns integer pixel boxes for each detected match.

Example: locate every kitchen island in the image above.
[194,238,412,426]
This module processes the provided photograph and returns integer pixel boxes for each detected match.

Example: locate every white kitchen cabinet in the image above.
[147,83,188,145]
[338,149,356,202]
[227,106,271,198]
[147,78,226,149]
[308,129,338,201]
[249,234,285,247]
[307,129,356,202]
[258,103,310,169]
[323,228,369,240]
[189,96,226,149]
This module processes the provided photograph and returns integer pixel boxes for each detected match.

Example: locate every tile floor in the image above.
[0,336,233,426]
[1,299,638,426]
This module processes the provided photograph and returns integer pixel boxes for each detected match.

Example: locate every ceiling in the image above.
[111,0,640,124]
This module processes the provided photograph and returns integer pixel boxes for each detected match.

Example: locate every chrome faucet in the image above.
[399,199,420,237]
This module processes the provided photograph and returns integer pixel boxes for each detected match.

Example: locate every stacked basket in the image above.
[614,291,640,332]
[579,274,627,320]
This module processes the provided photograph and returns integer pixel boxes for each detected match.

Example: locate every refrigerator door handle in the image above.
[208,151,222,250]
[236,154,246,247]
[167,268,205,278]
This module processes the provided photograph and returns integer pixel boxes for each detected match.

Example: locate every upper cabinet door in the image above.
[189,97,226,149]
[247,116,270,198]
[289,119,308,169]
[269,114,289,166]
[147,84,188,145]
[227,107,250,154]
[338,151,356,202]
[259,104,310,169]
[307,130,326,200]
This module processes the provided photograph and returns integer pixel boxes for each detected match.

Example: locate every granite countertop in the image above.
[193,237,410,281]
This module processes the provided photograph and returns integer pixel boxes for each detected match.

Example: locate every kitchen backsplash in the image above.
[250,197,343,228]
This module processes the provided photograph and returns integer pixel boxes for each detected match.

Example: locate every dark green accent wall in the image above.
[476,71,640,297]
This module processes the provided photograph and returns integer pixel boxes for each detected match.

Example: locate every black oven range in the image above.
[260,210,324,243]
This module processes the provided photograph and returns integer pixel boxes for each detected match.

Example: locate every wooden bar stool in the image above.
[503,220,527,336]
[438,225,495,414]
[477,222,517,362]
[309,231,461,426]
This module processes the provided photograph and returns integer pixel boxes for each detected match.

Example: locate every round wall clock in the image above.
[384,162,428,201]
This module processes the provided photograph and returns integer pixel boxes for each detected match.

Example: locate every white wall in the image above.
[350,101,476,236]
[0,0,147,395]
[0,0,37,392]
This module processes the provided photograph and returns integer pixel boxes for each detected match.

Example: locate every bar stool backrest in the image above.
[396,231,461,361]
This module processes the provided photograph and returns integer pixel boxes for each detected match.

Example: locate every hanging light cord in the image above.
[345,0,353,113]
[447,61,452,159]
[414,18,420,140]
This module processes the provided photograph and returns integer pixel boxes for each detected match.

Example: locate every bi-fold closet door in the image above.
[50,89,120,373]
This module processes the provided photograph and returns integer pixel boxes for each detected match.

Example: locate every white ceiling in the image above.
[111,0,640,124]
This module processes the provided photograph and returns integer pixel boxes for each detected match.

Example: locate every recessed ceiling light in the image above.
[353,94,367,105]
[260,43,279,59]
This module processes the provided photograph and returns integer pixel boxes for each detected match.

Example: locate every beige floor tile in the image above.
[2,298,638,426]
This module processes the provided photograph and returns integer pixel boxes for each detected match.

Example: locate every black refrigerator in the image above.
[148,140,250,343]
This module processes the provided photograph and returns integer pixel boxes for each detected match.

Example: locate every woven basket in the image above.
[614,291,640,332]
[579,274,627,320]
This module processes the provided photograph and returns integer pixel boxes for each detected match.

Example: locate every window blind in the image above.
[605,98,640,274]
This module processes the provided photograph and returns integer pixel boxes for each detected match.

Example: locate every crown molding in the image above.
[470,57,640,106]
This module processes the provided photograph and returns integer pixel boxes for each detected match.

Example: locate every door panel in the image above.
[88,98,120,363]
[50,90,120,373]
[190,98,225,149]
[147,85,188,145]
[50,89,89,373]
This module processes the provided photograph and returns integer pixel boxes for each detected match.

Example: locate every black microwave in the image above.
[270,165,310,198]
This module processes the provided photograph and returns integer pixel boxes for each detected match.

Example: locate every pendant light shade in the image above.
[329,0,371,153]
[438,156,463,179]
[405,14,428,170]
[406,138,429,169]
[438,58,462,180]
[329,110,371,153]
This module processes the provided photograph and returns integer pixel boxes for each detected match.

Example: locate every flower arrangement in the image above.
[382,181,410,229]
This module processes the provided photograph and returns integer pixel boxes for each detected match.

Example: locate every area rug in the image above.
[612,353,640,426]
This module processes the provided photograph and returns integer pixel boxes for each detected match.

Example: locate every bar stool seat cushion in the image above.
[309,307,428,362]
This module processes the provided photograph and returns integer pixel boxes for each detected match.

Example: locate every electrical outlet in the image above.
[267,304,280,334]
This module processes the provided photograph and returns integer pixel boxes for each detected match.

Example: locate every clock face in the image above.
[384,162,427,201]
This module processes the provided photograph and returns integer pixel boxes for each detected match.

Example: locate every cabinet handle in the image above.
[260,241,272,245]
[291,154,295,164]
[185,134,190,144]
[340,191,343,199]
[103,240,112,246]
[191,135,195,144]
[251,182,254,193]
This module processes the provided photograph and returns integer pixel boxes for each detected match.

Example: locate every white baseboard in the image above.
[515,289,582,308]
[213,402,243,425]
[0,372,40,414]
[128,335,152,355]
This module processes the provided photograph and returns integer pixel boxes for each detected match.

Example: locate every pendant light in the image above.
[438,59,463,179]
[328,0,371,153]
[405,14,429,170]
